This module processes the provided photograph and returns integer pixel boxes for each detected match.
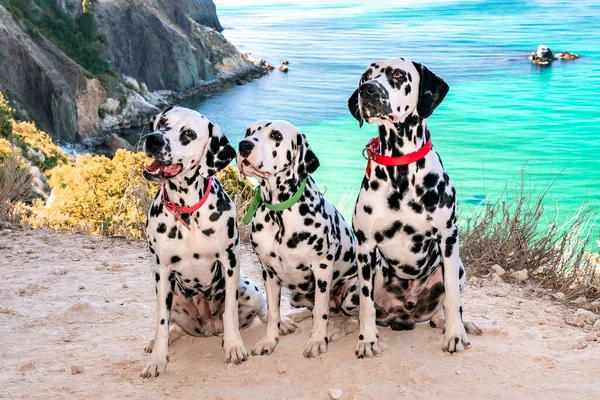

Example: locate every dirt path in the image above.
[0,227,599,399]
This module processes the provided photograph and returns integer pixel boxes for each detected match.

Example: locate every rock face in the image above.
[0,7,91,142]
[0,0,255,145]
[93,0,242,92]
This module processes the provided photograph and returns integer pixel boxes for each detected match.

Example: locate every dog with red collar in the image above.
[140,106,266,378]
[348,58,481,358]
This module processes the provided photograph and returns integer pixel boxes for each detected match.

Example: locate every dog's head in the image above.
[237,120,320,184]
[143,106,235,182]
[348,58,449,127]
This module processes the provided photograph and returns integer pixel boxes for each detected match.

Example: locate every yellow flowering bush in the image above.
[28,150,253,239]
[29,150,156,238]
[10,120,71,171]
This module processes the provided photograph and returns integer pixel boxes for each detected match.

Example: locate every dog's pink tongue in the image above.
[163,164,182,176]
[145,160,161,172]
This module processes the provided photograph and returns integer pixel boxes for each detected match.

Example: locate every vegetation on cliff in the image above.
[3,0,112,75]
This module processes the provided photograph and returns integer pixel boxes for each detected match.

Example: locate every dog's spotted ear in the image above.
[200,123,236,177]
[293,132,320,182]
[412,62,449,119]
[348,88,364,128]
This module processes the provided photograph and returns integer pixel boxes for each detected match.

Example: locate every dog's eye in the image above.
[182,129,197,140]
[157,117,168,129]
[393,71,404,79]
[270,130,283,141]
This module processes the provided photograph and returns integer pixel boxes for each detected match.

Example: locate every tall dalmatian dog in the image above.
[141,106,266,378]
[348,58,481,358]
[238,120,360,358]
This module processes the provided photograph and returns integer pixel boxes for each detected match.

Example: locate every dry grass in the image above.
[0,150,33,222]
[460,171,599,300]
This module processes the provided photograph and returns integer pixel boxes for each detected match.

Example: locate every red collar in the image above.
[363,130,433,178]
[161,176,213,230]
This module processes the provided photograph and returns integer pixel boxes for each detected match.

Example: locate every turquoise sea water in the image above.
[181,0,600,244]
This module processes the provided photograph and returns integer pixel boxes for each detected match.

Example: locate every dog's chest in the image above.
[147,202,231,291]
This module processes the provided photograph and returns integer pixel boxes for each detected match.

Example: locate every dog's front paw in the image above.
[144,339,155,353]
[355,330,381,359]
[140,358,167,379]
[303,336,328,358]
[251,336,279,356]
[223,338,248,365]
[279,316,298,336]
[442,322,471,353]
[464,320,483,335]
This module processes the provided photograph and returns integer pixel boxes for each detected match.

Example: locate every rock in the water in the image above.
[510,269,528,282]
[327,388,343,399]
[282,60,289,65]
[490,264,506,277]
[530,44,555,65]
[105,134,134,155]
[71,365,85,374]
[279,65,289,73]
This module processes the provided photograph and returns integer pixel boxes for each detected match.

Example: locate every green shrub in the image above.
[4,0,112,75]
[0,91,14,138]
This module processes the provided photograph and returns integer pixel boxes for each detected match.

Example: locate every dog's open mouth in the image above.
[239,159,272,179]
[143,160,183,181]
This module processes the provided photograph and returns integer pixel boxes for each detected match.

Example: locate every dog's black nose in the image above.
[360,82,378,96]
[238,140,255,158]
[145,134,165,154]
[405,301,416,311]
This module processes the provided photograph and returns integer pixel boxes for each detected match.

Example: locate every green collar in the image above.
[243,178,308,225]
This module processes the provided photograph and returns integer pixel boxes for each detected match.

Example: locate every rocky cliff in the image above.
[0,0,260,145]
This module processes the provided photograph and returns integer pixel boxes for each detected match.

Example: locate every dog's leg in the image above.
[430,300,483,335]
[238,280,266,329]
[328,317,358,342]
[252,263,283,356]
[354,236,381,358]
[220,243,248,364]
[144,325,184,353]
[439,226,471,353]
[303,261,334,358]
[141,267,173,378]
[285,308,312,323]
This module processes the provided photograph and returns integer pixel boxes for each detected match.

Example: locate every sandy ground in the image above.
[1,227,599,400]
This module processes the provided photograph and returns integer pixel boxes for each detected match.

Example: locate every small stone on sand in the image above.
[552,292,566,301]
[511,269,528,282]
[122,282,129,288]
[490,264,506,276]
[327,388,343,399]
[78,285,85,290]
[0,306,9,314]
[71,365,85,374]
[277,365,288,374]
[203,352,213,359]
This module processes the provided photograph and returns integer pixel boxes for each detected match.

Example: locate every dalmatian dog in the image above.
[140,106,266,378]
[238,120,360,358]
[347,58,481,358]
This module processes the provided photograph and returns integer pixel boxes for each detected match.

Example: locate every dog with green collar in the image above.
[238,120,360,358]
